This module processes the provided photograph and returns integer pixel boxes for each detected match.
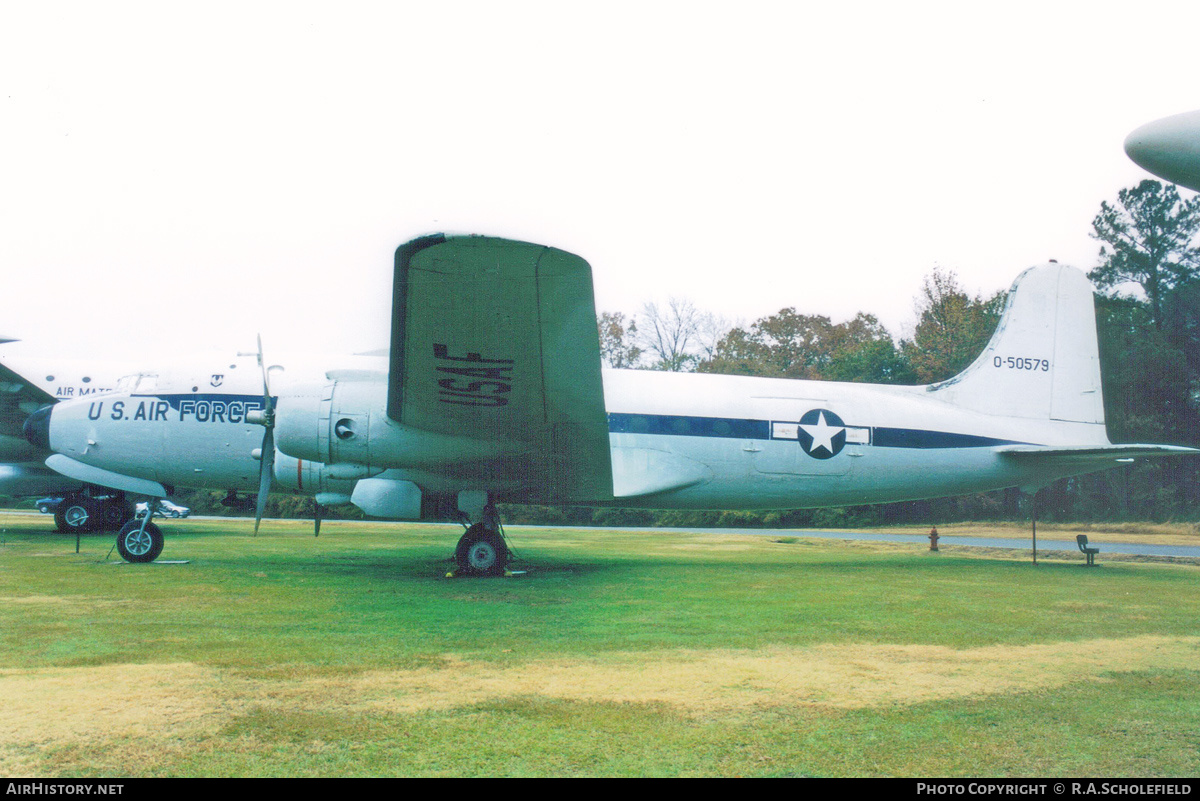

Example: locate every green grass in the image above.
[1,513,1197,777]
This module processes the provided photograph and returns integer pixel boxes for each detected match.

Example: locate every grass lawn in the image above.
[1,513,1197,777]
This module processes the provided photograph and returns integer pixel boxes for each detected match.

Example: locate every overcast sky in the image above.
[2,1,1197,360]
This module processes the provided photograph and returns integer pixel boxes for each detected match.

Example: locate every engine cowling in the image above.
[273,375,505,474]
[271,451,357,501]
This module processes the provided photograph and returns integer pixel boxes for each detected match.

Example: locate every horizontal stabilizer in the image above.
[999,444,1199,464]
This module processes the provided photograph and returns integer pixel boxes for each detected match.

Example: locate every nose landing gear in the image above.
[114,500,165,563]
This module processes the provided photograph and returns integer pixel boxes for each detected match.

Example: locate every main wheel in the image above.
[100,498,134,531]
[116,520,164,563]
[454,524,509,577]
[55,496,99,533]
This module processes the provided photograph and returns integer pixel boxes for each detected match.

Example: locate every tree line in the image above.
[592,179,1200,525]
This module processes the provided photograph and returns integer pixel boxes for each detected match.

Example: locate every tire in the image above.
[55,496,99,533]
[116,520,164,563]
[454,524,509,577]
[100,499,134,531]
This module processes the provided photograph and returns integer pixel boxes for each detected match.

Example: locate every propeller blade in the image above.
[252,334,275,537]
[257,333,274,415]
[314,500,322,538]
[254,426,273,535]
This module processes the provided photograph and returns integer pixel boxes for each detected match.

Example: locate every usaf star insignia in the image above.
[798,409,847,459]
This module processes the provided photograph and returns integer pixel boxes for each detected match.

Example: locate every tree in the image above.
[698,309,911,383]
[635,297,726,372]
[1089,179,1200,330]
[823,314,916,384]
[699,309,837,379]
[902,268,1005,383]
[597,311,643,369]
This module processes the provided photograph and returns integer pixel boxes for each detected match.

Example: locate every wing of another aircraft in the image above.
[0,355,57,463]
[1125,110,1200,193]
[387,235,613,502]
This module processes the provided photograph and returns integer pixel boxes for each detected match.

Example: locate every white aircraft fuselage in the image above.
[19,255,1191,526]
[27,363,1101,509]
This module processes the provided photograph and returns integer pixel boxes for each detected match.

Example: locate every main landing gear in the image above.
[452,502,511,577]
[55,490,135,534]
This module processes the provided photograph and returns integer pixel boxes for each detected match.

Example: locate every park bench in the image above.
[1076,534,1100,566]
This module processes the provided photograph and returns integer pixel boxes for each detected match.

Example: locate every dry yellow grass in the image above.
[4,634,1195,773]
[0,662,231,772]
[314,634,1200,715]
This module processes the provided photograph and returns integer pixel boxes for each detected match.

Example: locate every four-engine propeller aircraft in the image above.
[19,234,1198,574]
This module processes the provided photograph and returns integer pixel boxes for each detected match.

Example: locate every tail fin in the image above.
[928,264,1105,425]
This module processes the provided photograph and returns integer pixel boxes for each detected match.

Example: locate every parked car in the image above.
[135,500,191,519]
[35,497,63,514]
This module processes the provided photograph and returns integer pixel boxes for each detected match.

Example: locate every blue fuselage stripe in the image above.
[607,412,769,440]
[607,412,1024,449]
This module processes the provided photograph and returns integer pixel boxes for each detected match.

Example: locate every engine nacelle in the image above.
[274,375,504,472]
[271,452,358,500]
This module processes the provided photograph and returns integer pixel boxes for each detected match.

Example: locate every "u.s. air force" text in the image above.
[86,399,264,423]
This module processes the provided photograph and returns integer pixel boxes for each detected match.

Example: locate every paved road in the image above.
[508,523,1200,559]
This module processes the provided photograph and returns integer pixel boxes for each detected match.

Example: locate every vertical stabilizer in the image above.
[928,264,1105,425]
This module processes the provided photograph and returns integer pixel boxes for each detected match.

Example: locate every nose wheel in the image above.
[115,501,165,563]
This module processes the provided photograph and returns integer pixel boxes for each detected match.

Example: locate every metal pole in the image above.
[1031,490,1038,566]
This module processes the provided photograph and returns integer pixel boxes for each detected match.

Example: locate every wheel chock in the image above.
[444,569,526,578]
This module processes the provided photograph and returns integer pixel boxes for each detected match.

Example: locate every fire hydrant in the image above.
[929,526,940,551]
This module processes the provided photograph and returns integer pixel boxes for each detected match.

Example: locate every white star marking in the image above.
[799,411,844,455]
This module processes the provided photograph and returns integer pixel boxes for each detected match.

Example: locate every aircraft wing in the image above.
[0,355,57,462]
[998,443,1200,464]
[387,235,613,502]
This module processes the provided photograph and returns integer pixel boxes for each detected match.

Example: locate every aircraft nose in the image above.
[1124,110,1200,192]
[23,405,52,450]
